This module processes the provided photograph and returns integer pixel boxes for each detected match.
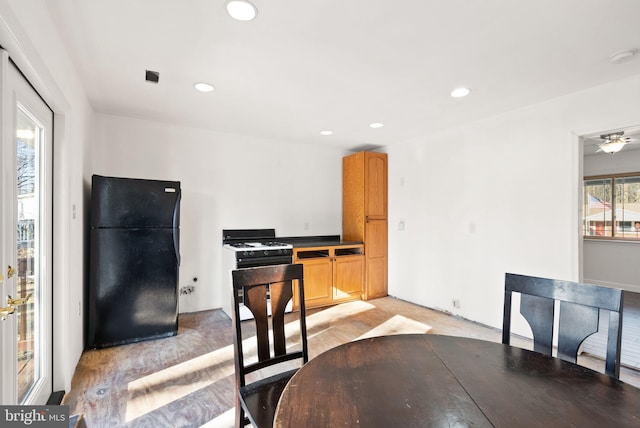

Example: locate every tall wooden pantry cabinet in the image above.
[342,151,388,299]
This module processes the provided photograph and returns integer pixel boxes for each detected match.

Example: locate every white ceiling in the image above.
[46,0,640,151]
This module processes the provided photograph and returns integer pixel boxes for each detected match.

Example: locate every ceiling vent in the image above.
[145,70,159,83]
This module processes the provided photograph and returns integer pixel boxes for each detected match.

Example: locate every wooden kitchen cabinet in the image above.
[363,219,387,299]
[295,250,332,308]
[343,151,388,300]
[365,152,387,219]
[333,250,365,300]
[293,245,364,309]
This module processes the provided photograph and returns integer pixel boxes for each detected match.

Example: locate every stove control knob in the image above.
[242,251,248,256]
[264,250,269,256]
[249,251,254,257]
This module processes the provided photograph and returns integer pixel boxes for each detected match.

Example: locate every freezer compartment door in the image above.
[88,228,179,348]
[91,175,181,228]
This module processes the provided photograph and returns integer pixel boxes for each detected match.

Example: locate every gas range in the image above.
[221,229,294,320]
[223,229,293,263]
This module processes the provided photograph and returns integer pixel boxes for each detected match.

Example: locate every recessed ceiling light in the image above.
[369,123,384,129]
[194,82,215,93]
[226,0,257,21]
[320,130,333,136]
[451,87,471,98]
[609,49,638,64]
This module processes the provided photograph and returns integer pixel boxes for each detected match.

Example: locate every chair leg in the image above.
[235,405,244,428]
[235,391,246,428]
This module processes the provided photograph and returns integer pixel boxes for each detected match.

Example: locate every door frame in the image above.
[0,50,54,405]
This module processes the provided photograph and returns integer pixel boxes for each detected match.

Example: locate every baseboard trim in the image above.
[582,278,640,293]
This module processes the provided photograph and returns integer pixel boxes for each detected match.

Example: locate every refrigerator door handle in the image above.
[173,228,181,265]
[173,190,181,265]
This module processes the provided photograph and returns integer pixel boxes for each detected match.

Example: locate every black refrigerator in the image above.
[88,175,181,348]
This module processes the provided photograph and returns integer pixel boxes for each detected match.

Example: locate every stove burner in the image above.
[229,241,290,249]
[261,241,290,247]
[228,242,255,248]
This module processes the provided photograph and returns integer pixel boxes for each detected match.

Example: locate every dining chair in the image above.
[231,263,308,428]
[502,272,623,378]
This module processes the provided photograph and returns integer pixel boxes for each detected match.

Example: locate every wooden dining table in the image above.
[273,334,640,427]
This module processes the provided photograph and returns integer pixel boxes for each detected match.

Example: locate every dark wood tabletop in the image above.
[274,334,640,427]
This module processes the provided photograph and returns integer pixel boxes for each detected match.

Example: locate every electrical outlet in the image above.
[180,285,195,295]
[452,299,460,308]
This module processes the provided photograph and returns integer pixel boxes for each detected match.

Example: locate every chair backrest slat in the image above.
[243,285,270,361]
[270,280,292,356]
[502,273,623,378]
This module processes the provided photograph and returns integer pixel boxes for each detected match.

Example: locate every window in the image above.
[583,173,640,239]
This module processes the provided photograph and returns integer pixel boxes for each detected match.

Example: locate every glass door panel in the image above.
[16,106,41,403]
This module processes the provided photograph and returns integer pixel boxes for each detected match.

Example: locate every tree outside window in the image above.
[17,139,35,195]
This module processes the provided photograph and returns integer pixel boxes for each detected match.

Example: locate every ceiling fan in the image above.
[589,131,639,154]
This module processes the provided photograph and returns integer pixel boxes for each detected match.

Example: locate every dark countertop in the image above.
[291,240,363,248]
[278,235,363,248]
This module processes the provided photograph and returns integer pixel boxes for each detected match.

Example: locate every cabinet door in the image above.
[295,258,333,308]
[365,220,387,259]
[333,255,364,301]
[366,256,388,299]
[342,152,366,241]
[365,152,387,219]
[365,220,388,299]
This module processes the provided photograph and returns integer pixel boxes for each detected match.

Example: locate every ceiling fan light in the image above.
[599,140,627,154]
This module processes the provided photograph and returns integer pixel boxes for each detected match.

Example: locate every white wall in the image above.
[91,114,345,313]
[387,73,640,332]
[0,0,94,393]
[583,149,640,292]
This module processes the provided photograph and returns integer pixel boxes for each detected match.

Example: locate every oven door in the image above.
[236,254,292,268]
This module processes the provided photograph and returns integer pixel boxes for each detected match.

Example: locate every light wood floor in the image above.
[63,297,640,428]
